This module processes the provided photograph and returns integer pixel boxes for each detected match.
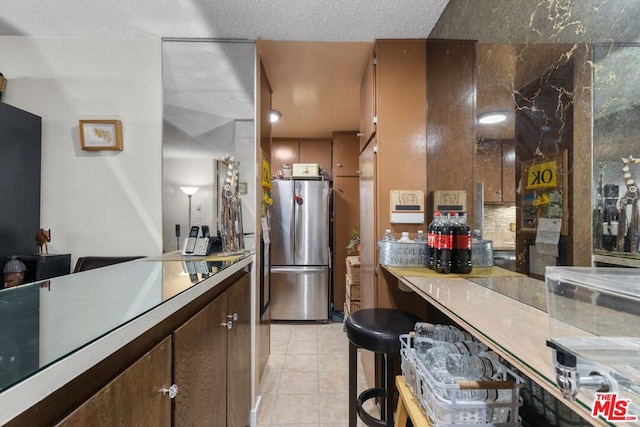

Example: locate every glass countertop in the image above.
[467,275,548,312]
[0,253,252,393]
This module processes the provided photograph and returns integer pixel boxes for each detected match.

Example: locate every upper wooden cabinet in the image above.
[359,50,376,151]
[332,131,360,176]
[474,139,515,204]
[271,138,332,176]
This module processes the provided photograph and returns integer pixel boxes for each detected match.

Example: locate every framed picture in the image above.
[238,182,248,194]
[79,120,123,150]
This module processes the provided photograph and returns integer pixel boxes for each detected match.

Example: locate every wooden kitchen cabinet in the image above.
[174,272,251,427]
[332,131,360,310]
[474,139,515,204]
[226,272,251,427]
[173,294,228,426]
[57,337,172,427]
[271,138,332,176]
[332,131,360,176]
[55,271,251,427]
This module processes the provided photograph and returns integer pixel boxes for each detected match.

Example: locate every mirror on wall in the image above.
[161,39,256,253]
[432,0,640,270]
[592,44,640,258]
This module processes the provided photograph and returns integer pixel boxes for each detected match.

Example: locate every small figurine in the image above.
[3,256,26,289]
[36,228,51,254]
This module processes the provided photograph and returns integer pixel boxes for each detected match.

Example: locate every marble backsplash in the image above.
[483,205,516,249]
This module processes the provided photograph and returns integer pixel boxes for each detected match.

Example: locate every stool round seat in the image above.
[345,308,420,354]
[346,308,422,427]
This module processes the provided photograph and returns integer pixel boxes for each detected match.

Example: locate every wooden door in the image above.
[227,273,252,427]
[359,50,376,151]
[56,337,172,427]
[299,139,332,174]
[173,294,228,427]
[332,132,360,176]
[333,176,360,310]
[359,140,376,310]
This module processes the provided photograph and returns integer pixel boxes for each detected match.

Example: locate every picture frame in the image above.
[238,182,248,194]
[79,120,123,151]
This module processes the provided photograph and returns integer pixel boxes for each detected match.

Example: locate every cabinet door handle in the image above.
[336,163,343,168]
[228,313,238,321]
[221,321,233,329]
[161,384,179,399]
[356,170,362,175]
[356,133,364,137]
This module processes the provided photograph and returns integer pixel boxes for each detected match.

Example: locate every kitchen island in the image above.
[383,265,624,427]
[0,252,254,426]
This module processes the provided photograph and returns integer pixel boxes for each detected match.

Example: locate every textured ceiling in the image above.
[0,0,449,153]
[0,1,448,40]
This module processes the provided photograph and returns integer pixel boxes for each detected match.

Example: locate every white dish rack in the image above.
[400,334,524,426]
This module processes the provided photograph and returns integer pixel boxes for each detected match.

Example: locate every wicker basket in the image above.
[346,274,361,300]
[346,256,361,283]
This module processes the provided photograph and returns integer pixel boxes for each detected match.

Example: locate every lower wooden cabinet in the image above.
[56,272,251,427]
[57,337,172,426]
[173,293,228,426]
[173,272,251,427]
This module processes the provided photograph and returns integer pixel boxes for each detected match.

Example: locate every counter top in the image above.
[382,265,619,426]
[0,251,253,425]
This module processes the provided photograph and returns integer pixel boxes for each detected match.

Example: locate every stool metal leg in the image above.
[378,352,386,421]
[386,354,395,427]
[349,341,357,427]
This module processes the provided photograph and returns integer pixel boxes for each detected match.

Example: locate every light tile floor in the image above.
[257,321,374,427]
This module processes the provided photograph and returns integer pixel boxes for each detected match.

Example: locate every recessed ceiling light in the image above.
[270,110,281,123]
[478,111,509,124]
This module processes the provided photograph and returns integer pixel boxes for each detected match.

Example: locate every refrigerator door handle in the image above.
[271,266,327,273]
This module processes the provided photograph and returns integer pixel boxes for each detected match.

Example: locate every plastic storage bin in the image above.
[400,334,523,426]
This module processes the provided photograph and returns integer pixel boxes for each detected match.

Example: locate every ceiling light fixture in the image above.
[270,110,281,123]
[477,111,509,125]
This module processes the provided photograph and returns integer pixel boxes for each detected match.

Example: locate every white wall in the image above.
[0,37,163,265]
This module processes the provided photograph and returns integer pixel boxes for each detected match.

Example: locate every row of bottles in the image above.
[379,213,473,274]
[428,212,472,274]
[413,322,512,421]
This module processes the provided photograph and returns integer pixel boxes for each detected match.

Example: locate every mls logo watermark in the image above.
[592,392,638,422]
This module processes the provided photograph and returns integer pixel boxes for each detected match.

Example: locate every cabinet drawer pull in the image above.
[356,133,364,137]
[336,163,343,168]
[228,313,238,321]
[356,170,362,175]
[161,384,179,399]
[221,321,233,329]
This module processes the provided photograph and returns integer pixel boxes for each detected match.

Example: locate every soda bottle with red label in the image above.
[453,213,473,274]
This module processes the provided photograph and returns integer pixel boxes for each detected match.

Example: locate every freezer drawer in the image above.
[270,266,328,321]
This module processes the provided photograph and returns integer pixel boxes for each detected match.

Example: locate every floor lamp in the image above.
[180,186,199,229]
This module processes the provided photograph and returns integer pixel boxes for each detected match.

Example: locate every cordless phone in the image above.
[183,226,200,254]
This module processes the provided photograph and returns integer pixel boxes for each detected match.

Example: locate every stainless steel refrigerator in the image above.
[270,179,330,320]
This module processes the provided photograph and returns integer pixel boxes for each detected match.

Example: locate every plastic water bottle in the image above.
[398,231,412,242]
[415,322,474,343]
[445,353,506,380]
[417,341,486,371]
[381,229,395,241]
[414,230,426,242]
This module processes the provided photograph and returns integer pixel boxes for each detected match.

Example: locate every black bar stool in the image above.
[345,308,421,427]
